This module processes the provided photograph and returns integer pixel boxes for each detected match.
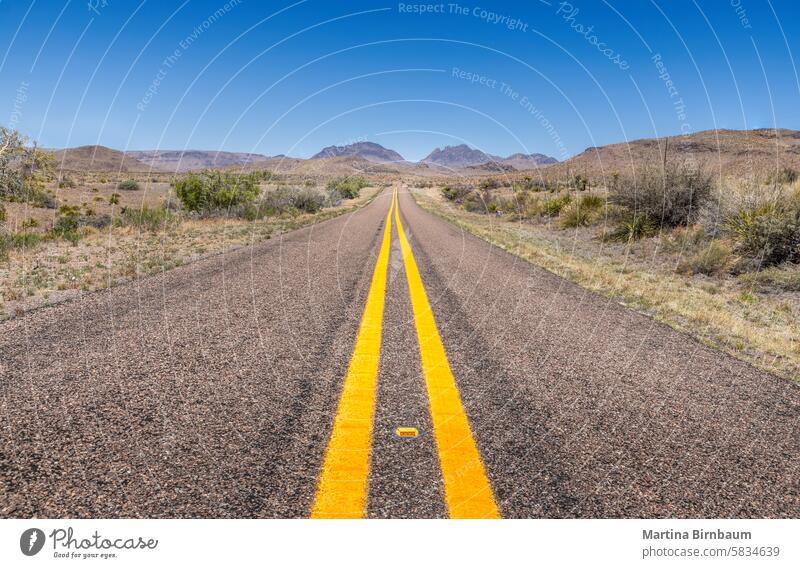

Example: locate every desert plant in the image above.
[290,188,325,213]
[172,171,260,213]
[725,202,800,268]
[560,195,603,228]
[117,206,175,232]
[117,179,141,191]
[609,161,713,228]
[58,176,76,189]
[606,214,657,242]
[542,192,572,217]
[680,240,732,275]
[326,176,367,199]
[479,177,500,190]
[572,174,588,191]
[441,185,472,202]
[109,193,121,205]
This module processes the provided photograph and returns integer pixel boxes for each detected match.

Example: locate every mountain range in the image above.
[54,129,800,177]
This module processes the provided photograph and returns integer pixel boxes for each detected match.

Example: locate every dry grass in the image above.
[412,185,800,382]
[0,186,380,318]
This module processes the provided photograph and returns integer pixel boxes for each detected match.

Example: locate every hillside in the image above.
[547,128,800,179]
[54,145,151,172]
[126,150,269,172]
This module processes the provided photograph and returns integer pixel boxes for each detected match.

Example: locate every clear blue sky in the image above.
[1,0,798,161]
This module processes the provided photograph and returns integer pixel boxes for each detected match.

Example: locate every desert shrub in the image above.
[542,192,572,217]
[0,128,55,208]
[775,167,798,185]
[109,193,121,205]
[739,264,800,292]
[664,225,708,252]
[560,194,603,228]
[290,188,325,213]
[326,176,367,199]
[117,179,140,191]
[260,187,294,215]
[605,214,657,242]
[326,189,345,207]
[117,206,175,232]
[58,176,76,189]
[725,202,800,269]
[441,185,472,202]
[479,177,500,190]
[610,162,713,228]
[679,240,732,275]
[21,217,39,230]
[0,203,6,223]
[572,174,588,191]
[172,171,260,213]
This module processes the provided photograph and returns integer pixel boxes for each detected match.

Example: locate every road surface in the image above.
[1,186,798,518]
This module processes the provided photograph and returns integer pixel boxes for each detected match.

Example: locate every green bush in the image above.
[172,171,261,213]
[326,176,367,199]
[109,193,121,205]
[0,203,6,223]
[542,193,572,217]
[117,179,141,191]
[560,195,603,228]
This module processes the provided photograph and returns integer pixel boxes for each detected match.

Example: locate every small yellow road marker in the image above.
[310,189,396,519]
[393,189,501,519]
[395,427,419,437]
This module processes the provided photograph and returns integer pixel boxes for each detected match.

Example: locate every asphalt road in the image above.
[1,186,798,518]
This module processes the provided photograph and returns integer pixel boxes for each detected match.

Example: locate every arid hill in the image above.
[544,128,800,180]
[54,145,151,173]
[126,150,269,172]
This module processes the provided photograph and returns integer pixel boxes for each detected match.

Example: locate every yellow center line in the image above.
[392,189,501,519]
[310,188,396,519]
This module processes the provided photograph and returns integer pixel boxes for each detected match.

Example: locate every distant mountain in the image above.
[503,153,559,169]
[311,141,405,163]
[54,145,151,172]
[422,144,497,168]
[125,150,270,172]
[422,144,558,170]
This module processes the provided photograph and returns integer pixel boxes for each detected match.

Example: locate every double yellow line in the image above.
[311,188,499,519]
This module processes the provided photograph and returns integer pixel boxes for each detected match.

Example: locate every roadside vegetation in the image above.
[420,162,800,382]
[0,127,379,318]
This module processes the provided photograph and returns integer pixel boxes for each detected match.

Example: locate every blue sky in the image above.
[1,0,798,161]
